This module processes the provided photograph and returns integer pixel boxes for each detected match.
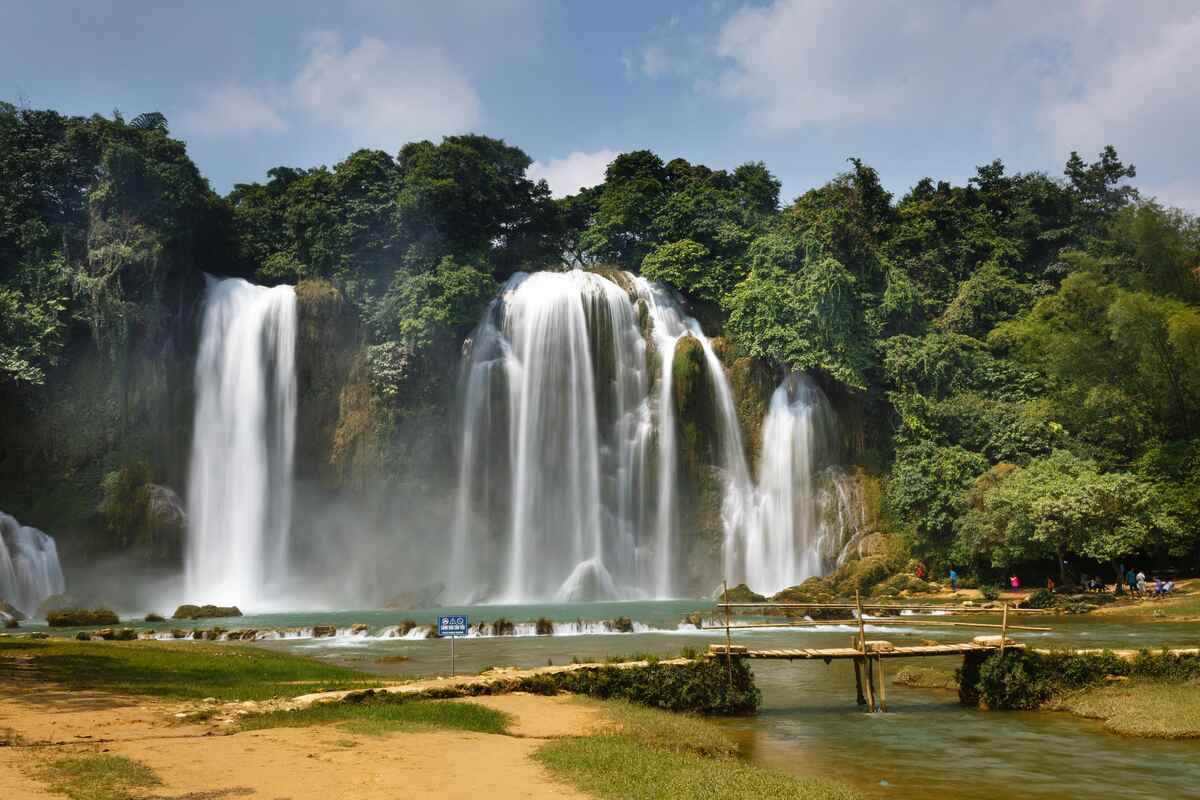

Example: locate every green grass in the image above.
[40,754,161,800]
[241,696,511,736]
[1055,679,1200,738]
[0,639,378,701]
[1102,591,1200,621]
[535,700,862,800]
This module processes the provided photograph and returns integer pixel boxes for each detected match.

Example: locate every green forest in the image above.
[2,102,1198,585]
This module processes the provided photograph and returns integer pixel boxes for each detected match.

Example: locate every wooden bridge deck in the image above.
[708,641,1009,661]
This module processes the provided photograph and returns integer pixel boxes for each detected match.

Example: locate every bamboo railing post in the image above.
[855,590,876,711]
[722,580,733,691]
[851,637,866,706]
[1000,603,1009,656]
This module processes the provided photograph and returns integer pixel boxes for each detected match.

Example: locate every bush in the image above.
[535,617,554,635]
[542,658,760,714]
[144,613,165,623]
[961,649,1200,710]
[1022,588,1056,609]
[981,585,1000,601]
[609,616,635,633]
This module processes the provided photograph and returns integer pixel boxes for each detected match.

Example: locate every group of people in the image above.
[916,563,1174,598]
[1123,567,1175,597]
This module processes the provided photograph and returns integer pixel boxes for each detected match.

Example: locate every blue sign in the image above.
[438,615,469,637]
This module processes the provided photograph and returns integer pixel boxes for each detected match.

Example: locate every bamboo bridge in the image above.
[706,585,1055,712]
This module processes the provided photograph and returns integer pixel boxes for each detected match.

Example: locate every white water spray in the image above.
[186,277,297,609]
[0,511,65,617]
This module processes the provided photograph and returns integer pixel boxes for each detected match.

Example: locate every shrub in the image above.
[535,617,554,635]
[961,649,1200,710]
[490,618,515,636]
[1022,588,1056,609]
[981,585,1000,601]
[608,616,635,633]
[144,613,165,623]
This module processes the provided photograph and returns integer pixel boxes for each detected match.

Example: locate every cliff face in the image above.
[0,277,201,565]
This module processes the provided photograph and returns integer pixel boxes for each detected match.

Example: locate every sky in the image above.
[3,0,1198,211]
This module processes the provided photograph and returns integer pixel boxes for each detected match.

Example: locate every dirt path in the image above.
[0,681,597,799]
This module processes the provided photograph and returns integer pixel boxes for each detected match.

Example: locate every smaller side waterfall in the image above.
[0,511,66,617]
[730,373,860,596]
[186,277,297,609]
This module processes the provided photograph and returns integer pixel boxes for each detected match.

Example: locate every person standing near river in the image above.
[949,569,958,591]
[1010,575,1020,591]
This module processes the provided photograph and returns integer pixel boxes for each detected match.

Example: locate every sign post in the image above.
[437,615,469,676]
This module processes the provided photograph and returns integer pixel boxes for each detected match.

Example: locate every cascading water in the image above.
[450,270,722,603]
[735,374,840,594]
[186,276,297,609]
[0,511,65,617]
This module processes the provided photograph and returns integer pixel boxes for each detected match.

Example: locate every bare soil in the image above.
[0,677,597,799]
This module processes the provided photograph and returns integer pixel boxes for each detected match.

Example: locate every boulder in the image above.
[46,608,119,627]
[4,617,19,629]
[350,623,369,635]
[172,604,242,620]
[0,600,26,622]
[312,624,337,638]
[716,583,766,603]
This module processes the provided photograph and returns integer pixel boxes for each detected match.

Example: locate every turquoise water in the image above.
[21,601,1200,799]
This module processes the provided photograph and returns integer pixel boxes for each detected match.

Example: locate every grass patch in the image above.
[1101,592,1200,621]
[0,639,377,701]
[893,665,957,690]
[241,696,510,736]
[40,754,160,800]
[1054,679,1200,738]
[536,701,861,800]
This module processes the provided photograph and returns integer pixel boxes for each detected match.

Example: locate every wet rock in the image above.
[170,629,188,639]
[350,623,369,635]
[312,624,337,638]
[172,604,242,620]
[46,608,119,627]
[0,600,25,622]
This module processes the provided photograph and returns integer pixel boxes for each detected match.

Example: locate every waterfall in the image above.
[186,276,297,609]
[450,270,720,602]
[730,373,850,596]
[0,511,65,617]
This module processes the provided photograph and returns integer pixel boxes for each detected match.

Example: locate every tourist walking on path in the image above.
[1126,568,1138,596]
[1010,575,1020,591]
[1136,571,1147,595]
[949,569,958,591]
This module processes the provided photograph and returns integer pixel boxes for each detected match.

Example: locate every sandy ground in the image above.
[0,680,602,799]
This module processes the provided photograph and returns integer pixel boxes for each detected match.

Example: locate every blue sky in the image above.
[3,1,1198,210]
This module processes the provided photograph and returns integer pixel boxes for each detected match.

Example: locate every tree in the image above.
[725,232,873,389]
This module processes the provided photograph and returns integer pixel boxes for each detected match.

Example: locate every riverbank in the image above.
[0,638,859,799]
[952,647,1200,738]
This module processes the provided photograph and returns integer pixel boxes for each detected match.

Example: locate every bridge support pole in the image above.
[853,657,867,706]
[875,655,888,713]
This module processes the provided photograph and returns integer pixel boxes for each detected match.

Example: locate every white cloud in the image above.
[707,0,1200,209]
[292,31,481,147]
[179,84,288,138]
[528,149,617,197]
